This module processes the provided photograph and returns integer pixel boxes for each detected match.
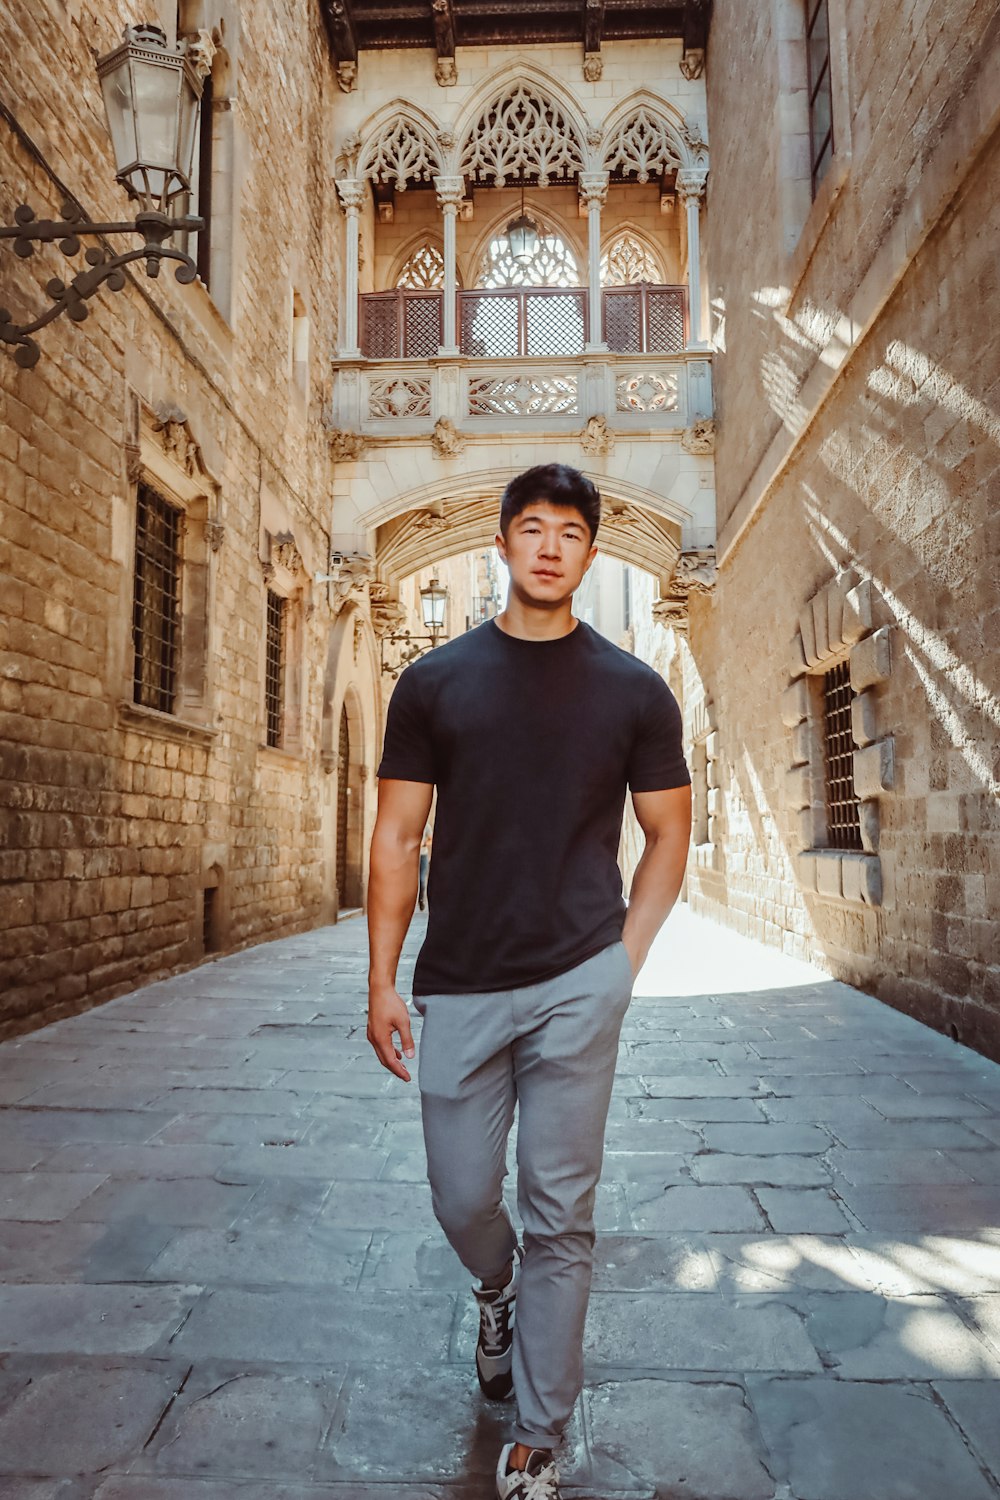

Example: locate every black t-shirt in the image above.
[376,617,690,995]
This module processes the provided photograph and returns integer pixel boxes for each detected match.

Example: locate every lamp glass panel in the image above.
[132,54,183,171]
[421,587,447,628]
[99,59,139,173]
[176,69,201,184]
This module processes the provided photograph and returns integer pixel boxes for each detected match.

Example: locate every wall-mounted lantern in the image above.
[1,24,204,368]
[380,578,450,679]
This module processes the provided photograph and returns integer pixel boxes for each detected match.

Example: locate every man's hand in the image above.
[367,982,416,1083]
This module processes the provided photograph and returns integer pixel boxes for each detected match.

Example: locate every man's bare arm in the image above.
[367,776,434,1082]
[620,784,692,977]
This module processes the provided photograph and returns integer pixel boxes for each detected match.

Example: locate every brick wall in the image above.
[691,0,1000,1056]
[0,0,354,1036]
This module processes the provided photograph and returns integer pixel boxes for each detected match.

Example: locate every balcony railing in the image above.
[357,284,688,360]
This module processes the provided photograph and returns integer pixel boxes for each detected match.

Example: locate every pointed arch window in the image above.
[477,222,580,288]
[396,244,446,290]
[600,232,664,286]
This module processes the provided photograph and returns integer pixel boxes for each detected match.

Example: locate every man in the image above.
[367,463,692,1499]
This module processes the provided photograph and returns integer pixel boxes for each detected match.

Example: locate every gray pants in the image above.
[413,939,634,1449]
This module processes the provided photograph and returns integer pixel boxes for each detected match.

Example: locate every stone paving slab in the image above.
[1,906,1000,1497]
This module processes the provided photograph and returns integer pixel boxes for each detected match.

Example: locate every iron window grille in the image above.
[133,481,182,713]
[265,590,286,748]
[806,0,834,196]
[821,659,862,850]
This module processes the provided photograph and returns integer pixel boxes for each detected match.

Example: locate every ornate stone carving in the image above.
[262,560,276,586]
[468,373,578,417]
[184,28,217,80]
[335,131,361,177]
[325,424,367,462]
[321,749,341,776]
[677,167,709,205]
[370,591,408,637]
[205,520,226,552]
[681,118,709,156]
[329,553,375,606]
[435,56,458,86]
[335,177,366,213]
[599,502,637,531]
[681,416,716,454]
[353,614,365,663]
[124,442,142,485]
[271,531,302,574]
[580,413,615,456]
[680,48,705,80]
[412,505,449,532]
[359,115,442,189]
[336,60,357,93]
[152,404,201,478]
[460,83,586,186]
[652,549,717,632]
[368,377,432,420]
[602,107,682,182]
[583,52,603,82]
[431,416,466,457]
[578,170,609,208]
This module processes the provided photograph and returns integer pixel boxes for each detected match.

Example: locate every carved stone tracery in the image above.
[602,107,682,182]
[652,548,717,632]
[460,83,586,186]
[359,115,442,190]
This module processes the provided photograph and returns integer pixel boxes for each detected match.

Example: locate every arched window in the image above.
[477,222,580,288]
[396,244,446,289]
[601,231,664,286]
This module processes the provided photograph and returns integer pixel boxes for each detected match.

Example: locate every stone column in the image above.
[579,171,609,353]
[677,169,708,350]
[336,178,365,358]
[434,175,465,356]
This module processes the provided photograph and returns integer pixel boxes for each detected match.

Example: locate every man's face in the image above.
[496,500,598,607]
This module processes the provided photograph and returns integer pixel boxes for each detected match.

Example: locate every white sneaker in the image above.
[473,1243,524,1400]
[495,1443,561,1499]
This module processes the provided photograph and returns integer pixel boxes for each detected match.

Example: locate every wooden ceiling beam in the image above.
[431,0,457,58]
[319,0,359,62]
[584,0,605,56]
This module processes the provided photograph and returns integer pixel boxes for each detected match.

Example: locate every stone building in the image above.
[1,0,997,1059]
[689,0,1000,1056]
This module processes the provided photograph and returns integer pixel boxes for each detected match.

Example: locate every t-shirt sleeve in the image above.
[626,672,691,792]
[376,665,437,784]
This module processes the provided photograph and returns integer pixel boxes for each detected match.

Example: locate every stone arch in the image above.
[600,221,669,284]
[369,472,685,603]
[600,90,705,180]
[464,202,586,287]
[320,604,380,920]
[355,101,445,189]
[389,231,460,291]
[455,64,590,186]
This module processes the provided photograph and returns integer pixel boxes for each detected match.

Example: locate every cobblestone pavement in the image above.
[1,907,1000,1499]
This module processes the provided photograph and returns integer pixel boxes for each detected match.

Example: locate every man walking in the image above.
[367,464,692,1498]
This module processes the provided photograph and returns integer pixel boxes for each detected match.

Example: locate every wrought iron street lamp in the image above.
[505,181,539,266]
[1,24,204,368]
[380,578,450,679]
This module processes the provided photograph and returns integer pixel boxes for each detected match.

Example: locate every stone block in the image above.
[815,851,843,898]
[853,737,895,798]
[842,577,874,643]
[840,853,882,906]
[849,625,892,691]
[786,763,812,810]
[859,799,880,852]
[788,631,808,679]
[798,606,817,666]
[796,850,818,890]
[704,729,718,761]
[798,804,825,850]
[812,588,831,661]
[781,676,809,727]
[851,688,878,746]
[790,719,813,766]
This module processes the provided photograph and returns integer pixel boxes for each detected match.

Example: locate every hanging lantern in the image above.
[97,24,203,217]
[419,578,448,636]
[505,182,539,266]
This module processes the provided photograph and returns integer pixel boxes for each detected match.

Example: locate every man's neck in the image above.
[495,599,579,642]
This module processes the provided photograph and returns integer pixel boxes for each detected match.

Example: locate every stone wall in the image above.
[690,0,1000,1056]
[0,0,376,1036]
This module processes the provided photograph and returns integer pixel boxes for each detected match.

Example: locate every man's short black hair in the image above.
[499,464,601,545]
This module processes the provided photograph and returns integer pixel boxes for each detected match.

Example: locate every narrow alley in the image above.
[1,907,999,1498]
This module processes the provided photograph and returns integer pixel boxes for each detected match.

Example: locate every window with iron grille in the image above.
[806,0,833,196]
[821,659,861,849]
[265,591,286,748]
[133,482,182,713]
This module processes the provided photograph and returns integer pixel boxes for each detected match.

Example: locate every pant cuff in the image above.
[512,1425,562,1451]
